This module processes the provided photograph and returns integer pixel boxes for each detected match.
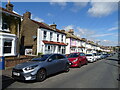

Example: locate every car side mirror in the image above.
[48,58,52,62]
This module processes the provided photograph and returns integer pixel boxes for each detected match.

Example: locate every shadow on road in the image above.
[14,71,67,84]
[104,62,120,68]
[2,75,15,89]
[106,58,119,62]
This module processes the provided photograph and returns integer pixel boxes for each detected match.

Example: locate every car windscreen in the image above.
[67,53,79,58]
[93,53,97,56]
[31,54,51,61]
[86,54,92,56]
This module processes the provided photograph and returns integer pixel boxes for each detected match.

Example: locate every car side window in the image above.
[57,54,66,59]
[49,55,57,61]
[80,53,85,56]
[82,53,85,56]
[80,53,83,56]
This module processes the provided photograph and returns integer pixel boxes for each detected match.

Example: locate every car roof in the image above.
[70,52,83,54]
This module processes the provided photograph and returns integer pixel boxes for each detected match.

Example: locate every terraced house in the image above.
[0,2,21,56]
[21,12,67,55]
[65,29,87,55]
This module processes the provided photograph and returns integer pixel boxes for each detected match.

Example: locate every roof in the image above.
[31,20,66,35]
[42,40,67,46]
[0,7,22,17]
[78,46,85,48]
[65,32,82,40]
[70,46,77,48]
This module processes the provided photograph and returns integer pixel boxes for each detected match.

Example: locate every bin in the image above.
[0,56,5,70]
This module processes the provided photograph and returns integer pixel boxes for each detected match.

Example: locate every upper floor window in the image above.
[43,31,47,40]
[50,32,53,41]
[61,35,63,42]
[57,34,59,42]
[2,22,9,31]
[3,39,12,54]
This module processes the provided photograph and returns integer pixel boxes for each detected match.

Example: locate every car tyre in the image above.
[78,62,81,68]
[65,63,70,72]
[85,59,88,65]
[36,69,46,82]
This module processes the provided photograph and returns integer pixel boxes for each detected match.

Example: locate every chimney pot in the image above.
[6,2,14,11]
[68,29,74,35]
[50,24,57,30]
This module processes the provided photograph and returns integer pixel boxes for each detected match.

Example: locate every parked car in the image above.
[67,52,88,67]
[98,53,104,59]
[12,54,70,81]
[92,53,99,60]
[86,54,96,62]
[102,54,108,58]
[97,53,103,60]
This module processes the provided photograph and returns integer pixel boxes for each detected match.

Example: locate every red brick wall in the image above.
[5,56,35,67]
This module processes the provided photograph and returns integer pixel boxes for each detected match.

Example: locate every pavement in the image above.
[2,68,12,81]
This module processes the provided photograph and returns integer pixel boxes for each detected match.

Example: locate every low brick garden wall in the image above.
[5,56,35,68]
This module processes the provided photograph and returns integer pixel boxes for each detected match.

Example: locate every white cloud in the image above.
[88,2,118,17]
[108,26,118,31]
[13,10,22,15]
[50,2,67,7]
[47,13,53,17]
[100,40,118,46]
[77,27,95,39]
[31,14,44,22]
[71,2,89,12]
[2,0,119,2]
[33,17,44,22]
[63,25,74,31]
[92,33,114,37]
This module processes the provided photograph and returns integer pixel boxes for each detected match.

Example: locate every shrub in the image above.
[38,52,43,56]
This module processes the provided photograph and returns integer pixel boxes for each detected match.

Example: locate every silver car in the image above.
[12,54,70,81]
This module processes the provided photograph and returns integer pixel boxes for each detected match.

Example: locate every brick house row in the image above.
[0,2,113,57]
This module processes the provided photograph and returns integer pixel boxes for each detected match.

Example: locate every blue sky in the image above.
[2,2,118,46]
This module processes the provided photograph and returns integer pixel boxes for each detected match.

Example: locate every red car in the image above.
[67,52,88,67]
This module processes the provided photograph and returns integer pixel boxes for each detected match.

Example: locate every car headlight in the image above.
[23,65,38,73]
[72,58,78,62]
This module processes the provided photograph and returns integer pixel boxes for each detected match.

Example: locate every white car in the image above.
[92,53,99,60]
[86,54,96,62]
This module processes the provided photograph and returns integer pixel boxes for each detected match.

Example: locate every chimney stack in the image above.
[23,12,31,19]
[68,29,74,35]
[61,30,65,32]
[50,23,57,30]
[6,0,14,11]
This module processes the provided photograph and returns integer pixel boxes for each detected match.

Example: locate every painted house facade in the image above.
[65,29,87,54]
[37,25,67,54]
[0,2,21,56]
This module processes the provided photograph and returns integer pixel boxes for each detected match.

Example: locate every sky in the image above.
[2,1,119,46]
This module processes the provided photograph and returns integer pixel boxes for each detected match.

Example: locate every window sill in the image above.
[0,29,10,32]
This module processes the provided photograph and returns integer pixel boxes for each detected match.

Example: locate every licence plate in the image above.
[13,72,20,76]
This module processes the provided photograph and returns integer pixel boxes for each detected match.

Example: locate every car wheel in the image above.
[65,63,70,72]
[36,69,46,82]
[78,62,81,68]
[85,59,88,65]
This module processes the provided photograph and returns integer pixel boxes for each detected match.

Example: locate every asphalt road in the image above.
[4,54,119,88]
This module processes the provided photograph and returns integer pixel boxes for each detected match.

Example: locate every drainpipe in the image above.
[17,22,20,58]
